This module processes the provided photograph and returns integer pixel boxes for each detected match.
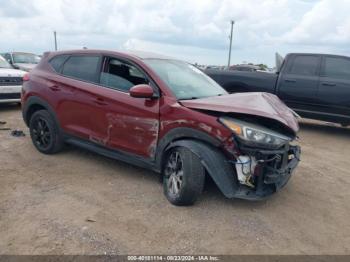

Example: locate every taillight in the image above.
[23,73,30,81]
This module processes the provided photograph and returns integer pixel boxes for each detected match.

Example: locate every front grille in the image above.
[0,77,23,86]
[0,93,21,99]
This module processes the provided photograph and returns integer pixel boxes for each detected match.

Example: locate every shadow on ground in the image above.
[299,121,350,138]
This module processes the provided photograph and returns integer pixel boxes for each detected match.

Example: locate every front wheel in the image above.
[163,147,205,206]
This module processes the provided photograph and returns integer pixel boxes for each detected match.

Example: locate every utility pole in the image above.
[227,20,235,68]
[54,31,58,51]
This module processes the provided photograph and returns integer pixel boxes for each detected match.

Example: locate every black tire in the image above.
[341,123,349,127]
[163,147,205,206]
[29,110,63,154]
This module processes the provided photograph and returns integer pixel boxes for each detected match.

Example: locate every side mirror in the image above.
[129,84,154,98]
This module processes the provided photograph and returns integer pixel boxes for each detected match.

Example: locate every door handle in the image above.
[322,82,336,87]
[93,97,108,106]
[285,79,296,83]
[49,85,61,91]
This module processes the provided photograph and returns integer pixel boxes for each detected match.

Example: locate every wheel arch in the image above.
[155,128,239,198]
[22,96,59,128]
[155,127,220,168]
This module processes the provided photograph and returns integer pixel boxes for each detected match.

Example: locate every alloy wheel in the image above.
[32,117,51,150]
[165,151,184,195]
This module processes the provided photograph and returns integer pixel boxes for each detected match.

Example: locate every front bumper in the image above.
[232,144,301,200]
[0,85,22,103]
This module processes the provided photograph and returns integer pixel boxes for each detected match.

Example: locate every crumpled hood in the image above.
[180,92,299,133]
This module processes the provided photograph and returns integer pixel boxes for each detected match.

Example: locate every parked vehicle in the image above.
[0,55,26,103]
[230,64,260,72]
[21,50,300,205]
[1,52,40,72]
[206,53,350,126]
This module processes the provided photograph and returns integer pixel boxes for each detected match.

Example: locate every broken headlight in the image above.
[219,117,291,149]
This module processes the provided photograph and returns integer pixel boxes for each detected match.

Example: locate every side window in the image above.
[61,55,100,83]
[100,58,148,92]
[4,53,11,62]
[49,55,69,73]
[324,57,350,80]
[289,56,319,76]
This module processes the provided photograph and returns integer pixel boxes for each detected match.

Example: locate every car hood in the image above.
[180,92,299,133]
[13,63,36,71]
[0,68,27,77]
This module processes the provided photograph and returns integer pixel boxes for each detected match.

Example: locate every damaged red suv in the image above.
[21,50,301,205]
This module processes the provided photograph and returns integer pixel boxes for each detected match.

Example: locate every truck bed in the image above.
[205,69,278,94]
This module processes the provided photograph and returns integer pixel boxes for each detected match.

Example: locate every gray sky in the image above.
[0,0,349,66]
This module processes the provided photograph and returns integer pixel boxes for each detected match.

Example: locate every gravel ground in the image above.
[0,104,349,255]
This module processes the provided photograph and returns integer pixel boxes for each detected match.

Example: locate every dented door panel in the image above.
[88,87,160,159]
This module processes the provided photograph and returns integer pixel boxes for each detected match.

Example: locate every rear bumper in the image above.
[232,145,301,200]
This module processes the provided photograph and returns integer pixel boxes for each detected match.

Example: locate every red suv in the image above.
[21,50,301,205]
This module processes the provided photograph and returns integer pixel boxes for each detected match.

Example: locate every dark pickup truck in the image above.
[206,53,350,126]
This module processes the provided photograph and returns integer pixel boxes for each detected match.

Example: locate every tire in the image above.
[163,147,205,206]
[29,110,63,154]
[341,123,349,127]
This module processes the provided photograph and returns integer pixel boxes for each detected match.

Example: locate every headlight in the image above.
[219,117,291,148]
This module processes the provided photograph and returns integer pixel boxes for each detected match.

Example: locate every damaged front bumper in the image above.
[232,144,301,200]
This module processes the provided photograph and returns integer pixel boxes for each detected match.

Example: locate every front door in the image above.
[90,56,160,159]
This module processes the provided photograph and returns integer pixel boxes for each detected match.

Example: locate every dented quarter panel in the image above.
[158,96,235,156]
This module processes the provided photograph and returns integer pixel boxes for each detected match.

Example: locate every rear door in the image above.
[318,55,350,117]
[277,54,321,111]
[52,54,103,140]
[90,56,160,159]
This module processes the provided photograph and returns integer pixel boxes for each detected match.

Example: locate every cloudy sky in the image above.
[0,0,349,66]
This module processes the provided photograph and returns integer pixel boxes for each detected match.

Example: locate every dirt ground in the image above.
[0,104,349,255]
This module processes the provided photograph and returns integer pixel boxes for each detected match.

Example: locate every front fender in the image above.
[166,140,239,198]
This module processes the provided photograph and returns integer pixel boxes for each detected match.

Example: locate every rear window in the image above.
[61,55,100,83]
[324,57,350,80]
[49,55,69,72]
[289,55,319,76]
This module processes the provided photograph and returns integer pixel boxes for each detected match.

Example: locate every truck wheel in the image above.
[341,123,349,127]
[163,147,205,206]
[29,110,63,154]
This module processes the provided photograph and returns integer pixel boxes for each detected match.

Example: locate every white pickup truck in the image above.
[0,55,27,103]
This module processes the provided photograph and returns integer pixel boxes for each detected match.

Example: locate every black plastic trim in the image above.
[165,139,239,198]
[64,134,156,171]
[155,127,222,171]
[22,96,60,127]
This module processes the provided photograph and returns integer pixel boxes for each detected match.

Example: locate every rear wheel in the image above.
[163,147,205,206]
[29,110,63,154]
[341,123,349,127]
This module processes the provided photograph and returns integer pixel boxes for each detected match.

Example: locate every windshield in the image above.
[13,53,40,64]
[0,56,12,68]
[144,59,227,100]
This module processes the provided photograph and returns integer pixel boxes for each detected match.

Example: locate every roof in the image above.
[287,52,349,58]
[124,50,176,60]
[9,52,38,55]
[44,49,177,61]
